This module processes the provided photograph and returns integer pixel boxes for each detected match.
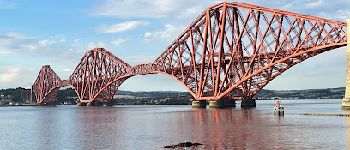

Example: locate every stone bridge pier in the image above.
[342,19,350,109]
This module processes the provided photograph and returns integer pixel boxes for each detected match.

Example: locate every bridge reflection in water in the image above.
[345,110,350,149]
[1,100,342,149]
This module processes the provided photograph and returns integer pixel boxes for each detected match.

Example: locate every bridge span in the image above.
[32,2,347,108]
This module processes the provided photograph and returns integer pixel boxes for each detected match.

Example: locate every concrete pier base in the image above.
[223,100,236,108]
[77,101,114,106]
[94,101,114,106]
[342,98,350,109]
[208,99,236,108]
[209,100,225,108]
[241,99,256,108]
[77,102,87,106]
[106,101,114,106]
[192,100,207,108]
[40,101,57,106]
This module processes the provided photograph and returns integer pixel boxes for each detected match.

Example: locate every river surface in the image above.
[0,99,349,150]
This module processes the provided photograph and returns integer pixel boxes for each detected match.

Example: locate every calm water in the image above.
[0,99,349,150]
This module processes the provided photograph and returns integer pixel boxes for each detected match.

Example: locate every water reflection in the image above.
[343,109,350,150]
[174,107,280,149]
[73,107,124,149]
[35,107,76,150]
[0,100,348,149]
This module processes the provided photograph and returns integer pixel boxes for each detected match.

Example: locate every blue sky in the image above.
[0,0,349,91]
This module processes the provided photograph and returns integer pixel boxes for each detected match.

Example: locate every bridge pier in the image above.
[77,101,114,107]
[93,101,114,106]
[77,102,86,106]
[224,100,236,108]
[191,100,207,108]
[209,100,225,108]
[208,99,236,108]
[38,101,57,106]
[342,98,350,109]
[87,102,92,106]
[342,19,350,109]
[241,99,256,108]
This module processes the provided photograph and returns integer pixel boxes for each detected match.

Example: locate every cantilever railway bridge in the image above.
[32,2,347,105]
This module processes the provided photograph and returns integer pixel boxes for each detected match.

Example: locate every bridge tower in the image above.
[342,19,350,109]
[32,65,62,105]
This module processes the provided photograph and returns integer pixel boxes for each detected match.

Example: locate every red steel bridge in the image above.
[32,2,347,106]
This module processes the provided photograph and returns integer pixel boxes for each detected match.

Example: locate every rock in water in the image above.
[164,141,203,149]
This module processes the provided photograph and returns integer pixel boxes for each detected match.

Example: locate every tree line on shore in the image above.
[0,87,345,105]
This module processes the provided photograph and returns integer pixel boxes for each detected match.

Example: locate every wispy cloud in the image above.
[304,0,325,8]
[87,41,106,49]
[97,21,148,33]
[0,33,65,55]
[262,0,350,21]
[334,9,350,20]
[124,55,156,66]
[144,24,183,42]
[111,38,127,46]
[0,50,12,56]
[62,68,72,72]
[0,1,17,9]
[38,39,56,47]
[92,0,221,18]
[0,32,37,54]
[0,68,20,83]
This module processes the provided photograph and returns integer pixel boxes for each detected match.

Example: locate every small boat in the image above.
[274,105,284,115]
[274,100,284,115]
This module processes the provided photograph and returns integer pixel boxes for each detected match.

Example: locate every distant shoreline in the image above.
[0,87,345,106]
[0,99,342,107]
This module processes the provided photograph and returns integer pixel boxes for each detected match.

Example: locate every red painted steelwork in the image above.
[32,2,347,105]
[32,65,62,105]
[151,2,347,100]
[69,48,132,103]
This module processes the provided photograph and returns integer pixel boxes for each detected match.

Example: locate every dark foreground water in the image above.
[0,99,349,149]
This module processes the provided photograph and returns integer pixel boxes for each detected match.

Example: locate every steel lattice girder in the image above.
[32,65,62,105]
[69,48,132,103]
[152,2,347,100]
[32,2,347,103]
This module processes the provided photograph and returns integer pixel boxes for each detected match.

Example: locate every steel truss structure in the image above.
[69,48,132,103]
[32,65,62,105]
[32,2,347,104]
